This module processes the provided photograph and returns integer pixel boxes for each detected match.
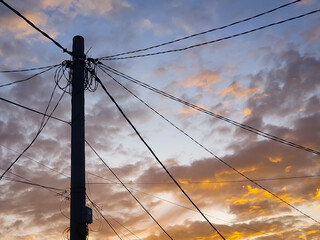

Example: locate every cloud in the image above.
[303,27,320,42]
[246,50,320,118]
[0,0,319,239]
[217,82,259,98]
[242,108,252,116]
[296,0,315,5]
[0,11,50,39]
[142,19,153,29]
[180,70,221,91]
[41,0,131,16]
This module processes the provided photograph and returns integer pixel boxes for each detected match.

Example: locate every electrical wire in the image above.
[100,67,320,188]
[62,227,70,240]
[58,191,71,221]
[0,166,66,195]
[54,61,72,94]
[104,213,141,240]
[88,69,226,239]
[100,10,320,60]
[0,0,71,55]
[0,96,70,124]
[98,66,320,226]
[0,96,71,183]
[98,64,320,156]
[87,194,124,240]
[86,140,174,240]
[3,176,65,192]
[87,169,320,185]
[0,85,65,180]
[0,63,61,73]
[88,174,320,185]
[85,173,274,237]
[97,0,301,60]
[0,143,70,179]
[0,65,58,88]
[86,173,139,239]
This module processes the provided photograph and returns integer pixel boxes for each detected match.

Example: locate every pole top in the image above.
[73,35,84,41]
[72,36,84,57]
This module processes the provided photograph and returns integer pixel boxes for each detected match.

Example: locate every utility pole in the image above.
[70,35,92,240]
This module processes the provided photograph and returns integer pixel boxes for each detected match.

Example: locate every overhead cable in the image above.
[87,194,124,240]
[89,69,226,240]
[86,140,173,240]
[99,66,320,225]
[0,65,58,88]
[97,0,301,60]
[3,176,65,192]
[86,173,268,237]
[0,96,69,124]
[0,0,72,55]
[100,10,320,60]
[99,64,320,156]
[105,214,141,240]
[0,167,66,194]
[101,67,320,189]
[87,194,141,240]
[87,174,320,185]
[0,86,65,180]
[0,63,61,73]
[0,143,70,178]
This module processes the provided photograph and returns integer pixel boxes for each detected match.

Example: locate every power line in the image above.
[0,96,70,124]
[0,65,58,88]
[87,194,141,240]
[105,214,141,240]
[0,167,66,195]
[0,97,70,181]
[86,168,320,185]
[87,194,124,240]
[0,143,70,179]
[0,0,72,55]
[100,10,320,60]
[0,63,61,73]
[88,172,320,185]
[97,67,320,225]
[86,140,174,240]
[86,173,270,238]
[3,176,65,192]
[97,0,301,60]
[0,85,65,180]
[89,69,226,239]
[98,64,320,156]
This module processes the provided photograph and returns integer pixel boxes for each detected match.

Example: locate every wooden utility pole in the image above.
[70,36,91,240]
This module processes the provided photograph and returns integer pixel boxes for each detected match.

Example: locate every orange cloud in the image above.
[312,189,320,199]
[0,11,49,39]
[268,157,282,163]
[143,18,153,29]
[181,70,221,91]
[217,82,259,98]
[304,27,320,42]
[285,166,292,172]
[177,106,196,115]
[242,108,252,116]
[297,0,314,5]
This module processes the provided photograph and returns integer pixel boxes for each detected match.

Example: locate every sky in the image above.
[0,0,319,239]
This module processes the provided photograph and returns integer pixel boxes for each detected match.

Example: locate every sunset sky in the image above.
[0,0,319,239]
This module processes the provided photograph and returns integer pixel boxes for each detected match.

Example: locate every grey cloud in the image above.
[247,50,320,118]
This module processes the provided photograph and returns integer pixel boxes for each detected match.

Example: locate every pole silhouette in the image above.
[70,35,87,240]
